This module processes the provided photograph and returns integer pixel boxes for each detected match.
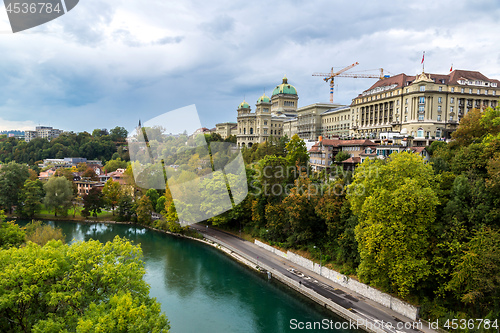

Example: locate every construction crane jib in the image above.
[313,62,389,103]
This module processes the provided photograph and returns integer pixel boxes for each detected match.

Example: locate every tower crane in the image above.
[313,62,390,103]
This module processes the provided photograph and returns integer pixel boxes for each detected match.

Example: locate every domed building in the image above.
[236,76,299,148]
[271,76,299,115]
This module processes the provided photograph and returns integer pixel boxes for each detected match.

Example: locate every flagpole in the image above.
[422,51,425,73]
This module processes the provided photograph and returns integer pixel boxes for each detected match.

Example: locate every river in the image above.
[18,220,361,333]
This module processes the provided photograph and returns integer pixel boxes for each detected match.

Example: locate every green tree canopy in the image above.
[82,187,105,218]
[0,236,170,332]
[0,161,30,213]
[102,179,122,215]
[347,152,438,297]
[43,176,74,217]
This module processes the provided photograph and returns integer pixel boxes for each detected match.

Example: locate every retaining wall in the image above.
[255,240,419,321]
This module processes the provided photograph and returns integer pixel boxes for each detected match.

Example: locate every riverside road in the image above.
[190,224,439,333]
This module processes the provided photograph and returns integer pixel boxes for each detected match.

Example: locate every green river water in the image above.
[18,220,361,333]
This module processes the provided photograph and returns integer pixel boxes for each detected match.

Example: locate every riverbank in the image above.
[13,216,439,333]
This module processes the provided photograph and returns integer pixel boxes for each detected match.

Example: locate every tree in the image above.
[82,187,105,218]
[0,237,170,332]
[103,157,128,173]
[286,134,309,169]
[447,227,500,317]
[82,167,99,181]
[19,179,44,218]
[0,161,30,213]
[450,108,487,147]
[347,152,439,297]
[102,179,122,215]
[335,151,351,163]
[117,193,134,222]
[43,176,74,217]
[110,126,128,142]
[0,211,25,249]
[145,188,160,211]
[24,220,65,246]
[136,195,153,225]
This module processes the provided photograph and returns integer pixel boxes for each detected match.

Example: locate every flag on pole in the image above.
[421,51,425,64]
[450,64,453,72]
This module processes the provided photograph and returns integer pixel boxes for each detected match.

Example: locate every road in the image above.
[190,224,437,333]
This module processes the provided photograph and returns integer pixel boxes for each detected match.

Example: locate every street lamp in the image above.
[314,246,322,276]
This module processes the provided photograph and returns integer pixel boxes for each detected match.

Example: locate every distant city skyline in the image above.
[1,1,500,133]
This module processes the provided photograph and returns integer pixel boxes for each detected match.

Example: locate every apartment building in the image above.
[25,126,63,142]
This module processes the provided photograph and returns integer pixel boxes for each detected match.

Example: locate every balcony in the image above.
[390,120,401,125]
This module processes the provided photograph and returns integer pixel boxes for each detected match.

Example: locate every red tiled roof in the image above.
[358,70,500,97]
[342,157,361,164]
[406,147,427,154]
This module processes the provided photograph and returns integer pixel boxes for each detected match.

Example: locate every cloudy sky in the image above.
[0,0,500,133]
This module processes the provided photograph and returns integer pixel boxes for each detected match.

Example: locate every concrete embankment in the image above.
[255,240,420,321]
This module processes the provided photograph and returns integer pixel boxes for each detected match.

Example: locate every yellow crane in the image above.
[313,62,390,103]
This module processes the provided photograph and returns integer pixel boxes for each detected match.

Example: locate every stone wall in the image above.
[255,240,419,321]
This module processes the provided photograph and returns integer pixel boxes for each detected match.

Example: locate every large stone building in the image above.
[231,69,499,148]
[214,122,237,139]
[236,76,299,148]
[351,70,500,140]
[25,126,63,142]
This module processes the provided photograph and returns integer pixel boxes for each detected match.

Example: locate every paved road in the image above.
[190,224,437,333]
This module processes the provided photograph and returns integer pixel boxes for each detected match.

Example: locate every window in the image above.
[250,128,253,134]
[439,86,443,92]
[494,91,497,96]
[477,89,481,94]
[420,85,425,92]
[417,129,424,137]
[450,97,454,103]
[406,88,409,93]
[438,97,442,103]
[437,114,441,121]
[469,88,473,93]
[405,98,408,105]
[451,87,455,93]
[405,107,408,114]
[396,100,399,105]
[264,121,267,125]
[419,97,425,104]
[263,129,268,135]
[485,90,488,95]
[419,106,425,113]
[418,114,424,121]
[461,88,464,93]
[244,128,246,134]
[438,105,442,112]
[450,106,454,113]
[449,115,453,121]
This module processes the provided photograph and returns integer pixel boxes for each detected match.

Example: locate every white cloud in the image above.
[0,0,500,132]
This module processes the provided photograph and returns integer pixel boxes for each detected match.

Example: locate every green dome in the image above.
[238,100,250,109]
[272,76,297,96]
[257,93,270,104]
